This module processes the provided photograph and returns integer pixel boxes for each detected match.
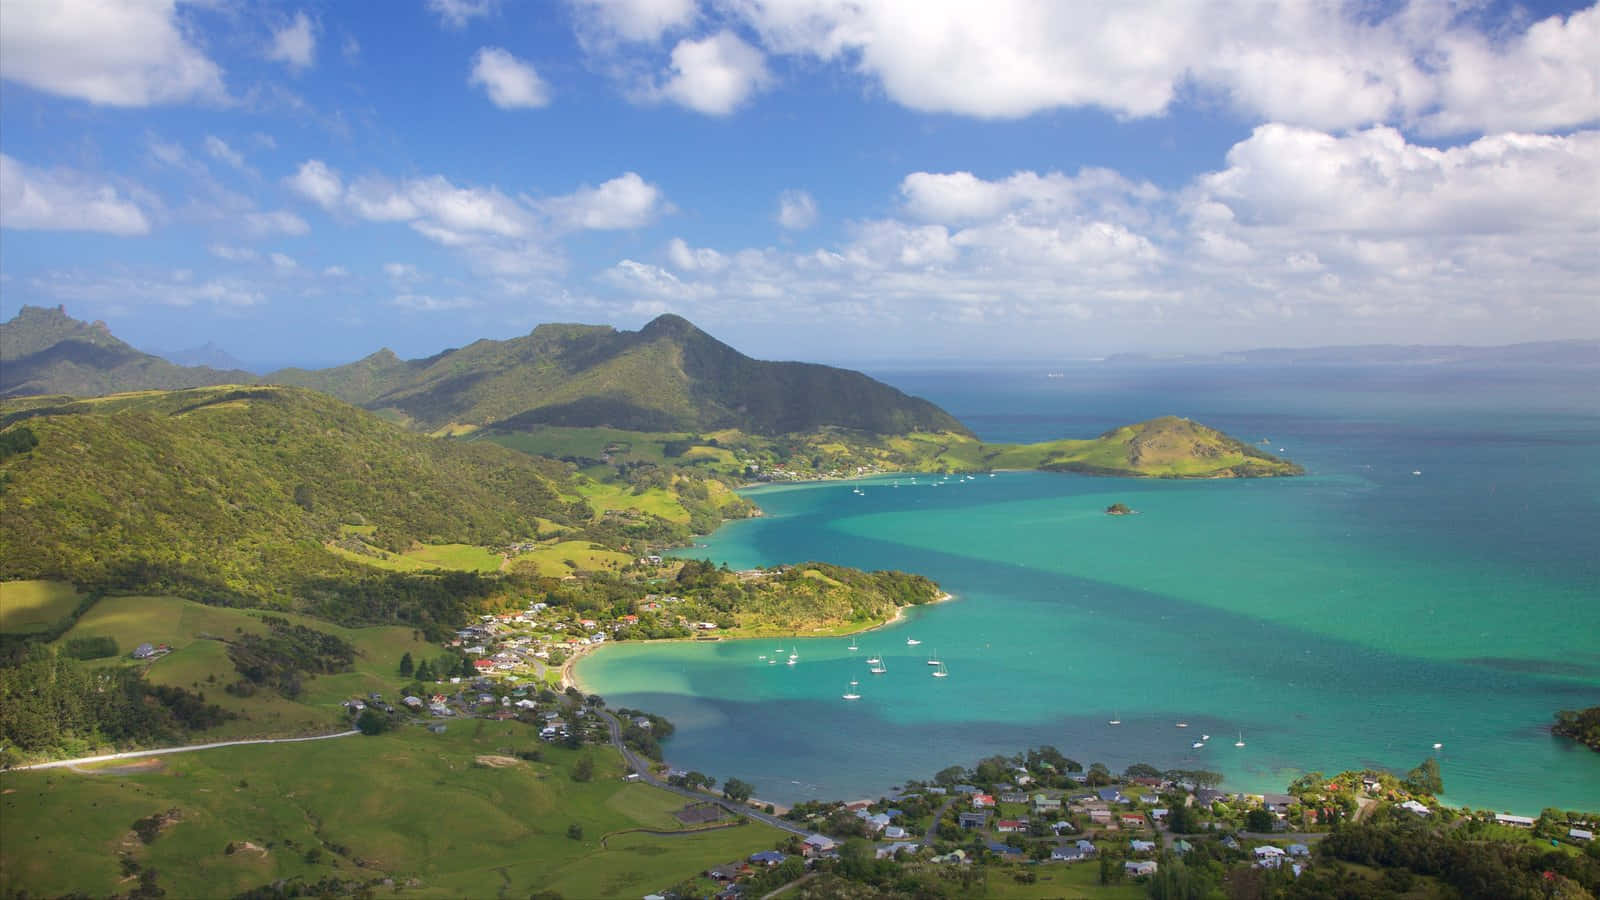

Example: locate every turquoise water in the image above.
[578,364,1600,812]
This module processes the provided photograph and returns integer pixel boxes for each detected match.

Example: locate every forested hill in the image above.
[0,305,253,397]
[271,314,972,436]
[0,386,608,623]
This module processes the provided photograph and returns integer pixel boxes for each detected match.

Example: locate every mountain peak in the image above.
[637,313,702,340]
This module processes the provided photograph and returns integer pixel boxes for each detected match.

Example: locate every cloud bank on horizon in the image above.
[0,0,1596,364]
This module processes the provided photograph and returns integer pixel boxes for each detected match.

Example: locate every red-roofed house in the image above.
[472,659,495,671]
[972,794,995,809]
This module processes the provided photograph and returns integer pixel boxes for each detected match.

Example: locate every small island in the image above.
[1553,706,1600,752]
[1105,502,1136,516]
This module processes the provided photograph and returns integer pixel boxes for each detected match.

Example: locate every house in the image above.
[515,699,537,709]
[579,619,597,630]
[1150,808,1169,821]
[931,849,966,864]
[1287,844,1310,858]
[1097,787,1125,804]
[986,842,1023,857]
[402,696,423,708]
[1087,808,1113,824]
[1196,788,1227,806]
[1263,793,1297,813]
[802,834,836,856]
[996,819,1026,833]
[958,811,990,830]
[875,842,919,859]
[1253,846,1286,861]
[1571,828,1595,842]
[999,791,1029,804]
[748,850,785,866]
[131,643,156,659]
[472,659,495,671]
[1051,845,1091,862]
[1496,813,1536,828]
[1399,800,1431,816]
[427,723,447,734]
[1130,839,1157,853]
[1172,840,1194,855]
[1120,813,1147,829]
[884,825,908,840]
[706,864,741,881]
[971,793,995,808]
[1050,820,1077,834]
[1125,860,1158,877]
[1033,794,1062,812]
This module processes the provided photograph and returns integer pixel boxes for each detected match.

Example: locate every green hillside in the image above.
[271,314,971,436]
[0,305,252,398]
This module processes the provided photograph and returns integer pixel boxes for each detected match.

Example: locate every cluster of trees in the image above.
[0,646,232,761]
[1319,817,1600,897]
[226,616,357,699]
[1554,706,1600,751]
[614,707,675,761]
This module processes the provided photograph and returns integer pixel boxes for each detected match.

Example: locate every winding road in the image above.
[7,730,361,772]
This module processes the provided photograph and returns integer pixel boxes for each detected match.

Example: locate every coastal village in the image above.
[343,557,1600,899]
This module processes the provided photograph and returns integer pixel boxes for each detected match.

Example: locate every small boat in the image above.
[1108,713,1122,726]
[1412,470,1422,476]
[842,684,860,700]
[787,657,798,666]
[847,641,858,651]
[906,638,921,646]
[767,658,776,664]
[1191,741,1206,749]
[865,656,881,665]
[759,655,766,660]
[931,661,948,678]
[870,659,887,674]
[927,649,941,666]
[849,679,859,686]
[1234,732,1246,748]
[1201,734,1211,741]
[1176,722,1189,728]
[989,473,996,477]
[1432,742,1443,750]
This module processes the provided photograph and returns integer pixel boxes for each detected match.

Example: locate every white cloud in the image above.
[243,210,310,237]
[0,0,225,107]
[204,135,247,170]
[777,189,817,230]
[469,47,550,109]
[569,0,695,43]
[266,11,317,72]
[284,160,343,209]
[383,262,422,281]
[427,0,497,29]
[391,293,477,311]
[0,153,151,235]
[209,244,259,262]
[322,265,350,277]
[29,268,265,308]
[269,251,298,270]
[666,237,728,272]
[700,0,1600,133]
[655,31,770,115]
[554,171,667,229]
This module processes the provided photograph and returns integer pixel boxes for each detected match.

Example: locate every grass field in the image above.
[49,595,437,738]
[0,725,783,899]
[0,579,82,634]
[575,479,692,523]
[508,540,636,576]
[978,862,1148,899]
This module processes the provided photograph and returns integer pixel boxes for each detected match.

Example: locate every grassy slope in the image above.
[0,579,81,633]
[0,725,783,899]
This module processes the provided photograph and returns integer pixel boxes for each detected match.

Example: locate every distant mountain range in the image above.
[1,307,967,438]
[156,341,254,372]
[1105,340,1600,366]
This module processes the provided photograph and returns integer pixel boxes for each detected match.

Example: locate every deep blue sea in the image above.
[579,363,1600,812]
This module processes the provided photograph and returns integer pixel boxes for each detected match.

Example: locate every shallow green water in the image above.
[579,364,1600,811]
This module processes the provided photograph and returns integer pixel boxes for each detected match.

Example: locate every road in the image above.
[8,730,361,772]
[597,709,810,838]
[924,796,957,845]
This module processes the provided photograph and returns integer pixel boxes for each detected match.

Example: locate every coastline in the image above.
[563,590,956,695]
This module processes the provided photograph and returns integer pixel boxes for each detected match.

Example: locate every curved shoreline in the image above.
[565,591,956,695]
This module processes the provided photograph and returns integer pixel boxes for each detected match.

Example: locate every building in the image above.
[1125,860,1158,876]
[1496,813,1536,828]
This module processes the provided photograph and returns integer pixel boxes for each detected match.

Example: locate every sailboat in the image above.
[1108,713,1122,726]
[842,684,860,700]
[906,637,921,646]
[1234,732,1246,748]
[847,640,858,651]
[927,648,941,666]
[1191,740,1206,749]
[865,655,881,665]
[869,658,887,675]
[931,661,948,678]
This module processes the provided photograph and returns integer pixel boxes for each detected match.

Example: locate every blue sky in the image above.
[1,0,1597,367]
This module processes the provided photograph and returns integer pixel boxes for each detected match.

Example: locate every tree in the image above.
[1124,762,1161,780]
[398,652,414,677]
[1245,808,1275,832]
[1086,762,1113,786]
[1403,757,1442,796]
[723,777,754,802]
[566,823,583,841]
[356,708,391,735]
[572,753,595,782]
[1166,802,1200,834]
[415,659,434,681]
[458,656,476,679]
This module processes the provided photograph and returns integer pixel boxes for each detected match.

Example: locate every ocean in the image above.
[576,363,1600,812]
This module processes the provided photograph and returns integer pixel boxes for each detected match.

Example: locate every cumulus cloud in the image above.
[777,189,817,230]
[284,160,343,209]
[383,262,422,281]
[0,0,225,107]
[209,244,258,262]
[269,251,298,270]
[469,47,550,109]
[266,11,317,71]
[569,0,696,43]
[553,172,668,229]
[655,31,770,115]
[639,0,1600,134]
[427,0,497,29]
[0,153,151,235]
[594,125,1600,349]
[29,268,265,308]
